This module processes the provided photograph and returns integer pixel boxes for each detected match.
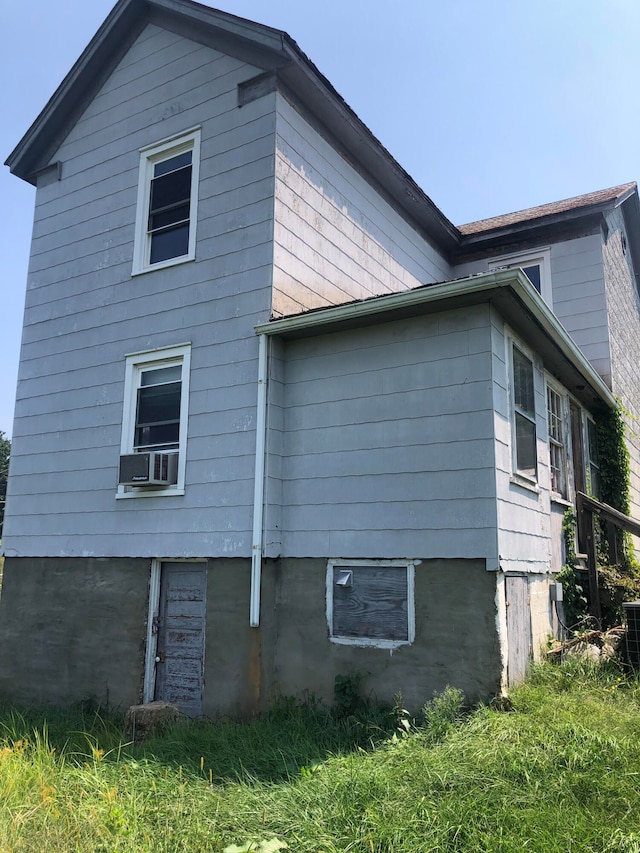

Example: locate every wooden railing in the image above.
[576,491,640,620]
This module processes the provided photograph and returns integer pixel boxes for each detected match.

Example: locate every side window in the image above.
[511,344,538,482]
[546,384,568,498]
[489,249,552,307]
[133,129,201,275]
[326,560,415,648]
[585,416,600,499]
[118,344,191,496]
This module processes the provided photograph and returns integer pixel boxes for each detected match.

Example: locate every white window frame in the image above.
[545,379,570,501]
[132,128,201,275]
[326,559,416,649]
[489,248,552,308]
[583,413,601,499]
[507,337,539,488]
[117,343,191,498]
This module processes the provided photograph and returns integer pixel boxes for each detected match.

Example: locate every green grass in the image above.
[1,661,640,851]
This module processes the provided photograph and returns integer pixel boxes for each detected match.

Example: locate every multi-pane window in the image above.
[489,249,552,306]
[133,129,200,274]
[512,345,537,481]
[134,365,182,452]
[546,386,567,497]
[585,417,600,498]
[119,344,191,496]
[148,151,193,265]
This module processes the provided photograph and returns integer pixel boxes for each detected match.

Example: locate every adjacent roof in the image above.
[255,268,616,414]
[458,182,637,236]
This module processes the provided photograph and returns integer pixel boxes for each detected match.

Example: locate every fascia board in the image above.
[5,0,145,184]
[256,270,616,410]
[5,0,290,184]
[621,195,640,297]
[276,51,460,254]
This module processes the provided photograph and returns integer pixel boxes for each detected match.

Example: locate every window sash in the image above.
[132,129,200,275]
[546,386,566,497]
[512,345,537,480]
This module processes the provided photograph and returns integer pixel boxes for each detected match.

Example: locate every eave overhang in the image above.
[5,0,459,253]
[255,269,616,413]
[455,184,638,258]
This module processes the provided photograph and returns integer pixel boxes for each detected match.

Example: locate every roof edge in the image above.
[255,270,616,410]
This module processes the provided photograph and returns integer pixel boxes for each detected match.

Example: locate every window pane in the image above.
[513,347,535,416]
[149,165,191,214]
[515,413,537,478]
[154,151,192,177]
[150,224,190,264]
[150,204,190,233]
[522,264,541,292]
[141,365,181,386]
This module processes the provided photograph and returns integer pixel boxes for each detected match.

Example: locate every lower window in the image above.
[326,559,415,648]
[118,343,191,497]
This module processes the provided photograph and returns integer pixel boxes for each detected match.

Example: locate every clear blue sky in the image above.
[2,0,640,437]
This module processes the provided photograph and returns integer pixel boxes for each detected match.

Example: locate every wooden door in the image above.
[505,575,532,686]
[155,562,207,716]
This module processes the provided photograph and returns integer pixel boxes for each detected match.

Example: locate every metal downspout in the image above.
[250,333,268,626]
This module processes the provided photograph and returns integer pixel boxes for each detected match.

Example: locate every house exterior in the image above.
[1,0,639,716]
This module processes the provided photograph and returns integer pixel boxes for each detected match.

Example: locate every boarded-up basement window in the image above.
[327,561,415,647]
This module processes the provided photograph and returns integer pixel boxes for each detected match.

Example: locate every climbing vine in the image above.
[558,403,639,632]
[556,508,588,631]
[594,403,640,626]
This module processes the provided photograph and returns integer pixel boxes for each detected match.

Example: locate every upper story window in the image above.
[489,248,552,308]
[118,344,191,497]
[132,128,201,275]
[511,343,538,483]
[546,383,568,499]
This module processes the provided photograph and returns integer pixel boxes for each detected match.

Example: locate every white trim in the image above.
[507,335,539,485]
[143,559,162,703]
[544,376,571,501]
[326,559,416,649]
[254,268,615,411]
[132,127,201,276]
[117,343,191,498]
[488,247,552,308]
[250,335,269,627]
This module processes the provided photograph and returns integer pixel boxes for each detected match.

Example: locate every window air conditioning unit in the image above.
[118,452,178,487]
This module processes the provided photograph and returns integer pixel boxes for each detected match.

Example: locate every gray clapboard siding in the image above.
[490,316,552,574]
[602,207,640,542]
[4,25,277,559]
[272,95,451,317]
[279,307,498,560]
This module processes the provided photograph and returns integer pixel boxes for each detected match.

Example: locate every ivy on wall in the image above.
[559,403,639,632]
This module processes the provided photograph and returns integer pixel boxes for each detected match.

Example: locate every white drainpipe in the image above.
[250,333,268,627]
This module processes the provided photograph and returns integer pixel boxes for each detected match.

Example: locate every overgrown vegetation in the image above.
[559,404,640,631]
[1,662,640,851]
[595,404,640,626]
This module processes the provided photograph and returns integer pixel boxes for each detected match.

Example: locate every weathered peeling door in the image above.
[155,562,207,716]
[505,575,532,686]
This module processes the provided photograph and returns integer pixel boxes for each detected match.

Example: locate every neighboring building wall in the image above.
[3,25,277,559]
[272,95,452,318]
[277,305,499,561]
[602,207,640,534]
